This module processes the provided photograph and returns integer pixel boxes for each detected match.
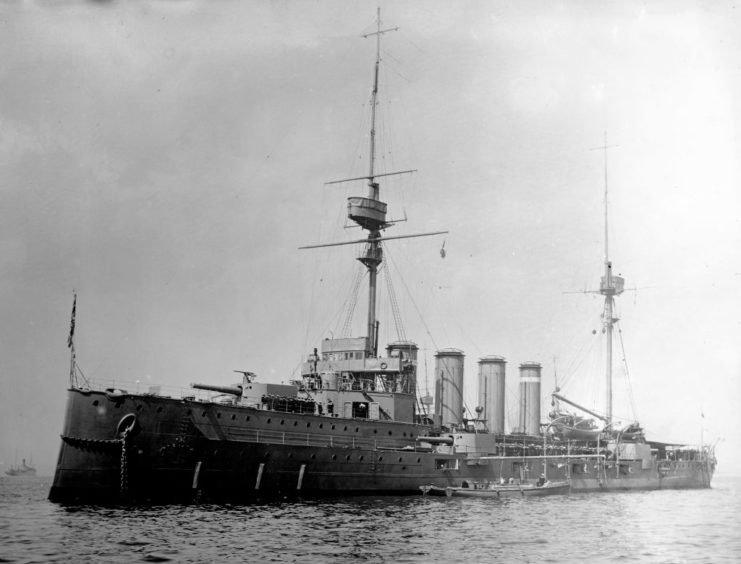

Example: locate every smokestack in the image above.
[434,349,465,429]
[519,362,542,435]
[478,355,506,434]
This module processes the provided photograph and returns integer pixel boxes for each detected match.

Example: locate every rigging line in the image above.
[340,267,365,338]
[292,270,368,380]
[380,61,396,170]
[384,240,442,352]
[615,321,639,422]
[558,331,601,390]
[381,250,406,342]
[302,181,341,351]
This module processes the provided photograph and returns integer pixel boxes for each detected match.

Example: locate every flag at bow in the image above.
[67,293,77,348]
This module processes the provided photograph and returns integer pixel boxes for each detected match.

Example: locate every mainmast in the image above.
[592,133,622,423]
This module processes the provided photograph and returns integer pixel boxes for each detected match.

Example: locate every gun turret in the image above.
[191,383,243,396]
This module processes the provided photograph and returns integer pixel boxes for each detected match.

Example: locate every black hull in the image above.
[49,389,714,504]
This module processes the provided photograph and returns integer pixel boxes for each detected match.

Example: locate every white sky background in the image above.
[1,0,739,475]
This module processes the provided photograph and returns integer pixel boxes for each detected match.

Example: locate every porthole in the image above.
[331,424,336,430]
[202,411,207,417]
[306,422,311,428]
[332,454,337,460]
[311,454,316,460]
[245,415,250,421]
[288,453,293,459]
[343,426,348,431]
[280,419,285,425]
[319,423,323,429]
[267,418,272,424]
[231,414,236,421]
[398,457,403,462]
[359,455,364,461]
[388,431,393,436]
[156,406,163,413]
[217,413,222,419]
[345,455,351,461]
[293,421,298,427]
[373,429,378,434]
[136,405,143,412]
[417,458,421,463]
[379,456,383,462]
[92,400,99,407]
[403,432,407,437]
[355,427,359,432]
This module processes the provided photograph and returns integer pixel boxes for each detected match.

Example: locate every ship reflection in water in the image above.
[49,10,715,504]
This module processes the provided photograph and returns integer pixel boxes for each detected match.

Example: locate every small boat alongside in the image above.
[420,479,571,498]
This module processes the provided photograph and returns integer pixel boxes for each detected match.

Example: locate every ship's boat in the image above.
[420,478,571,498]
[548,410,601,441]
[48,11,716,504]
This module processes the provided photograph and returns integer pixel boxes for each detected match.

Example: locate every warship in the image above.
[49,12,715,503]
[5,458,37,477]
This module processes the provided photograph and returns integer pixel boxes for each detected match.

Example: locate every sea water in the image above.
[1,474,739,563]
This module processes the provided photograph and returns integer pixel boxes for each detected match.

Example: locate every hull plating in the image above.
[50,389,713,503]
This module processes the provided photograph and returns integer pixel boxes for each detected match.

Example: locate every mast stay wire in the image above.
[381,250,407,342]
[378,48,417,221]
[340,266,365,338]
[616,320,639,422]
[384,243,479,422]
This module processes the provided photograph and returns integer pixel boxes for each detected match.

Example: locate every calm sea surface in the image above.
[1,474,739,563]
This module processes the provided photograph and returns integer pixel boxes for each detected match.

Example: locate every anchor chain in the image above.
[116,413,138,498]
[61,435,122,451]
[120,426,130,497]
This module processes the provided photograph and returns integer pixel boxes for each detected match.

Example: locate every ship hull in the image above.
[49,388,474,503]
[49,389,713,503]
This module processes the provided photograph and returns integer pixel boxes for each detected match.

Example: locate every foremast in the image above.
[355,8,399,356]
[301,10,444,358]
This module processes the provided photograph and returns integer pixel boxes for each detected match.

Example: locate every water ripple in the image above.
[0,476,739,563]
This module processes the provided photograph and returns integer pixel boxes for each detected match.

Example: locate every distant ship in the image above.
[6,458,37,477]
[49,11,715,503]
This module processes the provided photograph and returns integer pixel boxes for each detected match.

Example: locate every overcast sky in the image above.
[1,1,739,475]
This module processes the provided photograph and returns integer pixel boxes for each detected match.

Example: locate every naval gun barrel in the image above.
[191,383,243,396]
[416,436,454,445]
